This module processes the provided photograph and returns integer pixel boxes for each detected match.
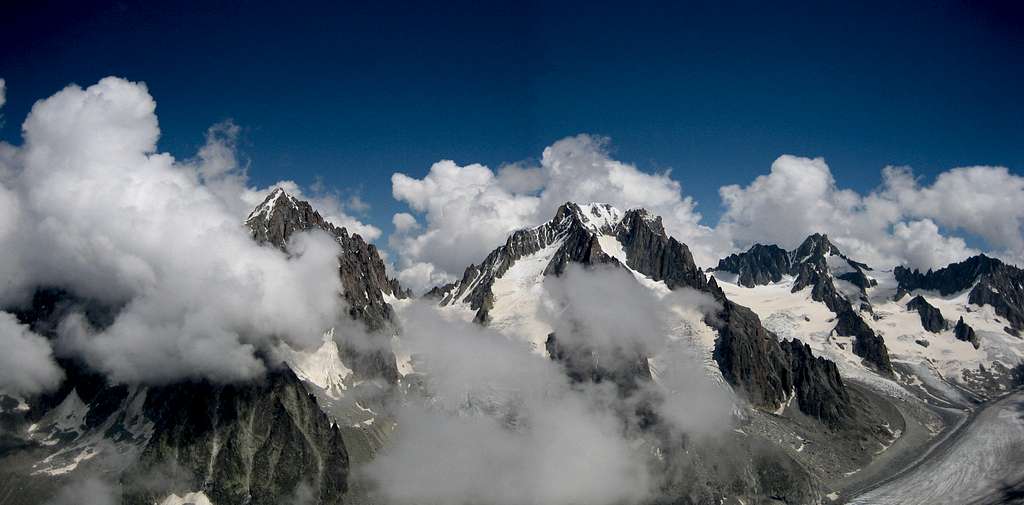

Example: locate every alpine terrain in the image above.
[3,192,1024,505]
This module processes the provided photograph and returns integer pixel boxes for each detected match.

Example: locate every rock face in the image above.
[906,295,947,333]
[125,367,348,505]
[715,234,895,376]
[835,308,893,374]
[1,290,349,505]
[715,244,791,288]
[780,339,852,429]
[955,316,981,349]
[246,188,404,382]
[895,254,1024,332]
[544,333,652,396]
[707,288,793,410]
[615,209,708,291]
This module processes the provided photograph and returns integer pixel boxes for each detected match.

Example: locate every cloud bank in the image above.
[365,265,734,505]
[0,77,378,391]
[391,142,1022,293]
[365,301,653,505]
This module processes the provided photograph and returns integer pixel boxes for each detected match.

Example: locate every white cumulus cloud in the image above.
[0,77,367,387]
[714,154,1015,270]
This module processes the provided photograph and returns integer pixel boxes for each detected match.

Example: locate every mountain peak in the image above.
[246,186,299,224]
[245,188,341,249]
[551,201,623,234]
[793,232,840,261]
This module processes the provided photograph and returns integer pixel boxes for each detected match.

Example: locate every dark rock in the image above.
[714,244,791,288]
[125,366,347,505]
[906,295,947,333]
[616,209,708,291]
[710,298,793,410]
[434,203,617,321]
[955,316,980,349]
[915,339,930,348]
[780,339,852,429]
[835,309,893,375]
[438,203,859,430]
[895,254,1024,331]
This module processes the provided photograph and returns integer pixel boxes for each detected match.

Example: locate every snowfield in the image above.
[713,268,1024,402]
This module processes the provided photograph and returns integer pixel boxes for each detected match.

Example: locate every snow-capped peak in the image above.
[245,187,299,224]
[545,201,624,235]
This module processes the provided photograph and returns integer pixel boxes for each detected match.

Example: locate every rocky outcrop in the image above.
[791,234,875,312]
[906,295,947,333]
[835,309,893,374]
[715,244,791,288]
[708,289,793,410]
[125,367,348,505]
[955,316,980,349]
[615,209,708,291]
[895,254,1024,332]
[781,339,852,429]
[246,188,403,382]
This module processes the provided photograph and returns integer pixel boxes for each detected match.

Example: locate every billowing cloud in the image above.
[390,135,713,293]
[879,165,1024,255]
[716,154,994,270]
[0,78,6,110]
[0,77,362,386]
[366,265,734,504]
[393,142,1021,284]
[0,313,63,396]
[364,301,653,505]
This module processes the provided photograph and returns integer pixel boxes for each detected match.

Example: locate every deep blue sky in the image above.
[2,0,1022,232]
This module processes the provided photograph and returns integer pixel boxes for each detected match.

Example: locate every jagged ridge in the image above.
[895,254,1024,333]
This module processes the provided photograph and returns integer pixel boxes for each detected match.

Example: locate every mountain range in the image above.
[2,190,1024,505]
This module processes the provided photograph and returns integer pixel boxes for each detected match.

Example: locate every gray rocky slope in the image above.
[0,188,408,505]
